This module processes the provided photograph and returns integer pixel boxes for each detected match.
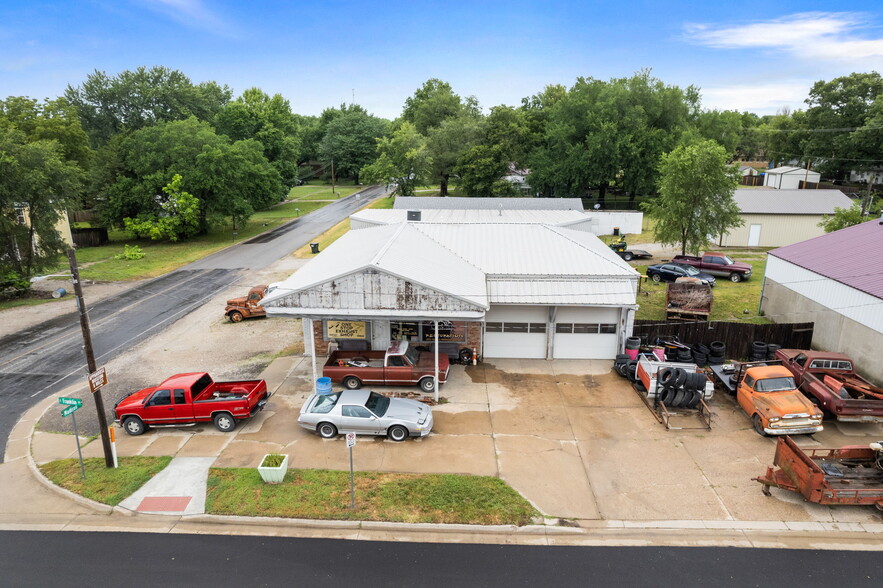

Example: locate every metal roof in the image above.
[393,197,584,211]
[733,189,853,215]
[350,208,591,226]
[261,223,489,310]
[412,223,637,277]
[770,218,883,299]
[766,166,814,174]
[487,278,638,305]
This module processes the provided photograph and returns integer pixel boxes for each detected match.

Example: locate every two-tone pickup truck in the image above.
[671,252,753,282]
[735,363,824,436]
[114,372,270,435]
[775,349,883,423]
[323,341,450,393]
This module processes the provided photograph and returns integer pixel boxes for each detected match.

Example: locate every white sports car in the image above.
[298,390,433,442]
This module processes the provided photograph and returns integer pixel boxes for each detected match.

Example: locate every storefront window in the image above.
[390,321,466,343]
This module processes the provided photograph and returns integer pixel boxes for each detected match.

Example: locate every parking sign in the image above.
[346,432,356,447]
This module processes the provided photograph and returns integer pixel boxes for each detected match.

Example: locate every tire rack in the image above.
[631,380,712,431]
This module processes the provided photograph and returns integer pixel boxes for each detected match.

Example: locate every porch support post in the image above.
[309,318,318,394]
[434,320,439,403]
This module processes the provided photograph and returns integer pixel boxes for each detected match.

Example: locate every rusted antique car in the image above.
[225,285,267,322]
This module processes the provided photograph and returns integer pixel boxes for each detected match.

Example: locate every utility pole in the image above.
[864,174,877,216]
[68,248,114,467]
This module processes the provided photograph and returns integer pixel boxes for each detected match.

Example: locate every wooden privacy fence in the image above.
[71,227,109,248]
[632,320,814,360]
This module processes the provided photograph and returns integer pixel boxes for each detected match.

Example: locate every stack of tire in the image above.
[691,343,710,367]
[613,354,638,381]
[766,343,781,360]
[707,341,726,365]
[656,367,706,409]
[674,346,693,363]
[750,341,768,361]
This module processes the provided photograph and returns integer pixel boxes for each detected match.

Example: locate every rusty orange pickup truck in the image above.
[735,364,823,436]
[225,285,267,322]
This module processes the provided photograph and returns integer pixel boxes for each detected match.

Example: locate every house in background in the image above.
[763,166,821,189]
[760,219,883,383]
[718,189,853,247]
[502,164,532,195]
[13,203,73,247]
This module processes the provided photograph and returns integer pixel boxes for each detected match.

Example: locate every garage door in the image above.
[553,307,620,359]
[484,306,548,359]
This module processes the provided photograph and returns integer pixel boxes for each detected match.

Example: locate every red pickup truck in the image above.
[671,252,753,282]
[775,349,883,423]
[323,341,450,393]
[114,372,270,435]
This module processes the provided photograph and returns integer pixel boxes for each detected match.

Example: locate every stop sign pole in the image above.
[68,249,114,468]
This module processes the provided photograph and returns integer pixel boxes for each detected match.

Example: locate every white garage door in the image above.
[484,306,548,359]
[553,307,621,359]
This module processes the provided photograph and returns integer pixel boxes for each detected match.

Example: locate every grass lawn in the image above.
[0,295,66,312]
[288,185,361,201]
[39,456,172,505]
[634,249,772,323]
[206,468,539,525]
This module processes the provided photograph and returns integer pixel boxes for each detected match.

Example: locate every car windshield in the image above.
[403,345,420,366]
[721,256,734,265]
[310,393,340,414]
[755,377,796,392]
[365,391,390,417]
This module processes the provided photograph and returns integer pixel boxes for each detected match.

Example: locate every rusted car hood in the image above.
[755,392,818,416]
[226,296,247,306]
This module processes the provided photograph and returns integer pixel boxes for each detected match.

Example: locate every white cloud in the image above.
[138,0,234,35]
[700,82,811,115]
[684,12,883,62]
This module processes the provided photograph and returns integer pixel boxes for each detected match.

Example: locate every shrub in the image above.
[113,244,145,261]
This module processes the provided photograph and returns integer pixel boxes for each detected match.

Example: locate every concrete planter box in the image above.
[257,454,289,484]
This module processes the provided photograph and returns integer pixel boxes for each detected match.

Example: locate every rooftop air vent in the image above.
[407,210,421,221]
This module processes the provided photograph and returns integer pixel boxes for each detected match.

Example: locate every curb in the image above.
[26,452,114,515]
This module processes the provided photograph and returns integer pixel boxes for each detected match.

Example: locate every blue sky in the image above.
[2,1,882,119]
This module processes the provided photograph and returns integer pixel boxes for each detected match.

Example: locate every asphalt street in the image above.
[1,531,880,587]
[0,186,387,459]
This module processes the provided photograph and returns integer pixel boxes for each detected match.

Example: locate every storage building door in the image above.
[553,307,620,359]
[483,306,548,359]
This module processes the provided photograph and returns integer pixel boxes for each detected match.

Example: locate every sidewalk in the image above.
[3,356,883,550]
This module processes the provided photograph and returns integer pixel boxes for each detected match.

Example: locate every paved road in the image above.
[0,531,879,587]
[0,186,387,459]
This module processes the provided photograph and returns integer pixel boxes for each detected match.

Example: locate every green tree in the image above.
[65,66,231,145]
[96,117,282,233]
[123,174,200,241]
[213,88,301,186]
[0,128,83,288]
[643,139,742,255]
[0,96,93,168]
[818,199,881,233]
[455,144,517,197]
[802,72,883,180]
[401,79,467,134]
[317,110,390,184]
[426,114,484,195]
[360,122,431,196]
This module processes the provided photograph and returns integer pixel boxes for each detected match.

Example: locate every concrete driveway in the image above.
[32,356,883,525]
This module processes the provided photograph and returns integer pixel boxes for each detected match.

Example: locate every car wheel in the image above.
[318,422,337,439]
[122,417,145,436]
[458,348,474,363]
[752,414,769,437]
[419,377,435,393]
[387,425,409,442]
[228,311,244,323]
[651,273,661,283]
[730,273,742,283]
[622,251,634,261]
[213,412,236,433]
[343,376,362,390]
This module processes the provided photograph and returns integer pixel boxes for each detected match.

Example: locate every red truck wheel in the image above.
[730,273,742,283]
[213,412,237,432]
[228,311,244,323]
[419,378,435,393]
[343,377,362,390]
[123,417,146,436]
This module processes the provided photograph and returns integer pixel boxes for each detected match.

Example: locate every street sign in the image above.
[88,367,108,393]
[59,397,83,407]
[346,432,356,448]
[61,404,81,417]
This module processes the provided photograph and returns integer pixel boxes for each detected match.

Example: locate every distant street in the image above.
[0,186,387,459]
[1,531,880,587]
